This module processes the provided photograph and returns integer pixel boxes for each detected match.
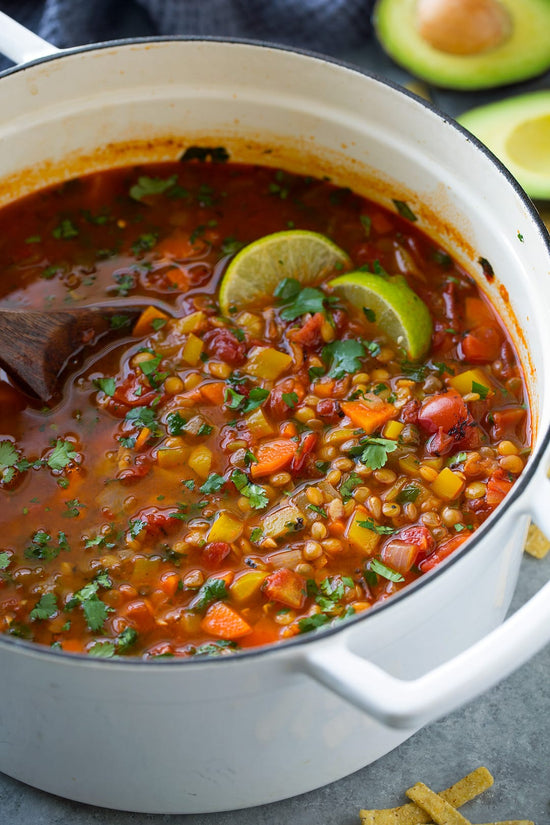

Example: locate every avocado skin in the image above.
[458,90,550,199]
[374,0,550,90]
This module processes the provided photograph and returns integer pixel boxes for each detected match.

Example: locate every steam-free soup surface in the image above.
[0,158,530,658]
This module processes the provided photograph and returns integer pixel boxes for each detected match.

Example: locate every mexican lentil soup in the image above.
[0,156,530,658]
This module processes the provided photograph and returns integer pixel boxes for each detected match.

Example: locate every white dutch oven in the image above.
[0,13,550,815]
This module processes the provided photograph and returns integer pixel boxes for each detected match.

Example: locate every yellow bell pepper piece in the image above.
[346,507,381,555]
[175,311,205,335]
[188,445,212,479]
[156,446,189,469]
[246,408,276,438]
[207,511,243,544]
[431,467,465,501]
[382,419,404,440]
[182,332,204,366]
[449,368,492,397]
[230,570,267,604]
[244,347,292,381]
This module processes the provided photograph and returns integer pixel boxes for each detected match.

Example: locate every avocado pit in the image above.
[416,0,512,55]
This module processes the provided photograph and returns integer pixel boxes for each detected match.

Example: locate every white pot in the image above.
[0,14,550,815]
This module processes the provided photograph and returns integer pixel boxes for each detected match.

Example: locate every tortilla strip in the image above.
[406,782,471,824]
[524,523,550,559]
[360,767,493,825]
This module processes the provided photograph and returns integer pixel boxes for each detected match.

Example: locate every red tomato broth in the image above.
[0,159,531,659]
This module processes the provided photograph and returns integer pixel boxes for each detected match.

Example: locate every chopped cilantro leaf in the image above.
[47,439,78,471]
[369,558,404,582]
[129,174,178,202]
[396,484,421,503]
[230,469,269,509]
[93,377,116,397]
[322,339,366,379]
[199,473,226,494]
[166,411,187,435]
[0,440,18,470]
[193,578,229,611]
[125,406,156,429]
[30,592,58,621]
[0,551,10,570]
[307,503,327,518]
[276,279,335,321]
[472,381,489,400]
[357,518,396,535]
[339,473,362,500]
[350,436,398,470]
[392,200,417,222]
[250,527,264,543]
[282,391,299,409]
[52,218,79,239]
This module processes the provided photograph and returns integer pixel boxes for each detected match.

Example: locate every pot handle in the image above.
[0,11,59,65]
[301,452,550,730]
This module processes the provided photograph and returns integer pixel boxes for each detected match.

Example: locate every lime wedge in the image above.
[219,230,350,315]
[329,271,433,360]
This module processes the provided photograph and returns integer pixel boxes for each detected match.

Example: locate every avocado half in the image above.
[374,0,550,90]
[459,91,550,199]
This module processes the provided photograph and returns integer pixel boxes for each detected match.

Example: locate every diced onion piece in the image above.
[381,540,417,574]
[262,504,304,538]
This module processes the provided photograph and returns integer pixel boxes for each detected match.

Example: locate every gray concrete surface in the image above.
[1,38,549,825]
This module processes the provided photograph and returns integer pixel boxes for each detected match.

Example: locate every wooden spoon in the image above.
[0,305,146,402]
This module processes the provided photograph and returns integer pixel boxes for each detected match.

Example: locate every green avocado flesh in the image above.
[374,0,550,90]
[459,91,550,199]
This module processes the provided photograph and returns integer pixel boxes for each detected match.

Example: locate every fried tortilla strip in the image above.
[360,767,493,825]
[524,523,550,559]
[406,782,471,824]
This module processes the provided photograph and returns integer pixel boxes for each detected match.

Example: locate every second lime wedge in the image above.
[219,230,350,315]
[329,271,433,360]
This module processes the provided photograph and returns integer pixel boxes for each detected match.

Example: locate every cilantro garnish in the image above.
[348,436,398,470]
[25,530,70,560]
[112,272,136,296]
[47,439,79,471]
[0,551,10,570]
[193,578,229,611]
[298,613,331,633]
[307,503,327,518]
[221,236,245,256]
[66,572,113,631]
[30,592,58,621]
[368,558,404,582]
[224,385,269,414]
[392,200,417,222]
[282,391,299,409]
[93,377,116,397]
[125,406,156,429]
[166,411,187,435]
[357,518,396,535]
[129,175,178,202]
[0,440,18,470]
[190,640,239,657]
[230,469,269,510]
[249,527,264,543]
[339,473,363,500]
[275,278,336,321]
[52,218,79,239]
[360,214,372,237]
[128,518,146,539]
[472,381,489,400]
[322,339,366,379]
[396,484,420,503]
[131,233,158,256]
[63,498,86,518]
[199,473,226,494]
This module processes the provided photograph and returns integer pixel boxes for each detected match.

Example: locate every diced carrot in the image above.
[134,426,151,450]
[62,639,85,654]
[157,233,201,260]
[280,420,298,438]
[159,571,181,597]
[314,380,335,398]
[250,439,298,479]
[328,520,346,538]
[340,399,397,434]
[201,381,226,405]
[200,601,252,639]
[486,469,514,507]
[133,305,170,337]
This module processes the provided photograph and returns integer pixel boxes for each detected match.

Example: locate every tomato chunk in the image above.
[263,568,307,609]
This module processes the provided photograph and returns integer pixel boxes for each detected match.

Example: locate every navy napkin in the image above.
[0,0,374,69]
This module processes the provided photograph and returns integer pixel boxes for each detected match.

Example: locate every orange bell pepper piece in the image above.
[200,602,252,639]
[250,438,298,479]
[340,398,397,435]
[133,305,170,337]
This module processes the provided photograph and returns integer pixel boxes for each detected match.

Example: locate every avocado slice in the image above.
[374,0,550,90]
[459,90,550,199]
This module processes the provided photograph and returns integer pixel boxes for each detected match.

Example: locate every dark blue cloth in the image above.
[0,0,375,71]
